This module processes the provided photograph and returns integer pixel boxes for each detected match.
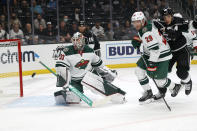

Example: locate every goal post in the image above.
[0,39,23,97]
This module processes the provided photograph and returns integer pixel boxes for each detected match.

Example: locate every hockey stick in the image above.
[140,52,172,111]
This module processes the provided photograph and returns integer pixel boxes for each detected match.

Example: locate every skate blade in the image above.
[139,98,154,105]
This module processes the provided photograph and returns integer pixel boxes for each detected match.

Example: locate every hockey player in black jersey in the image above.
[153,7,192,97]
[78,21,101,57]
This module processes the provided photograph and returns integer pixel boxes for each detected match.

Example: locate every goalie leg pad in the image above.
[103,81,126,96]
[54,90,81,105]
[82,72,126,96]
[70,80,84,93]
[54,90,67,105]
[81,71,105,95]
[56,67,71,87]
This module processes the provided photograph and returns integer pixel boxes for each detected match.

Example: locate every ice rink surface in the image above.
[0,65,197,131]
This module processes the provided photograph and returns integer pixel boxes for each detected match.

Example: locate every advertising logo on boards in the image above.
[106,43,140,59]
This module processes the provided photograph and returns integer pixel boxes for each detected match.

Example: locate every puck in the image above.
[32,72,36,78]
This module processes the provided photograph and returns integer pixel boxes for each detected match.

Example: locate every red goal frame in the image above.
[0,39,23,97]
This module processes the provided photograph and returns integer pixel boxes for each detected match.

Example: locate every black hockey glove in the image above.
[147,61,158,72]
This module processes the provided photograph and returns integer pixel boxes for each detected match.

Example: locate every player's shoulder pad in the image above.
[83,45,94,53]
[62,45,75,56]
[139,21,152,37]
[153,19,165,29]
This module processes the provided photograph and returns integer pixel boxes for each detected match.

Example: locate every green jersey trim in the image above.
[147,43,159,50]
[55,61,70,68]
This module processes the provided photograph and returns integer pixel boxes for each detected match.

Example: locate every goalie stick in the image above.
[34,53,110,107]
[140,52,172,111]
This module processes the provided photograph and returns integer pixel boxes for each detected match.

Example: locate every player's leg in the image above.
[176,47,192,95]
[153,78,182,99]
[54,80,83,105]
[136,57,153,103]
[54,81,83,105]
[54,65,82,105]
[168,54,176,73]
[81,71,126,104]
[54,89,81,105]
[148,60,182,99]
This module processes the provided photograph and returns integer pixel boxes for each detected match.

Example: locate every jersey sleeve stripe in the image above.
[149,46,159,50]
[160,49,171,54]
[144,51,171,59]
[147,43,159,49]
[159,51,171,58]
[56,61,70,68]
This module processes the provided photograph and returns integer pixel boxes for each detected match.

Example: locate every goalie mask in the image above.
[71,32,86,50]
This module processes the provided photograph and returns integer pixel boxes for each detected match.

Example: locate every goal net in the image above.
[0,39,23,98]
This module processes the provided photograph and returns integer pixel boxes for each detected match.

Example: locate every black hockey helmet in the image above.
[161,7,174,16]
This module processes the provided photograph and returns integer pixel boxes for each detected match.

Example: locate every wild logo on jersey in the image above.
[75,59,89,69]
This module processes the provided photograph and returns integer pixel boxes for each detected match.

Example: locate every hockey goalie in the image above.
[54,32,126,105]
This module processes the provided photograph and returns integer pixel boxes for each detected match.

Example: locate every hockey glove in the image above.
[131,36,142,49]
[147,61,158,72]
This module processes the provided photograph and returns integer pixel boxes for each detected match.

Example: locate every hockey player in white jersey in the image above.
[131,12,182,103]
[173,13,197,59]
[54,32,126,105]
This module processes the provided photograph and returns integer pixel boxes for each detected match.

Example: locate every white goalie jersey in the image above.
[55,45,103,82]
[182,20,197,48]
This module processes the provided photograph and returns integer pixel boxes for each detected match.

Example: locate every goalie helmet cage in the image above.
[0,39,23,97]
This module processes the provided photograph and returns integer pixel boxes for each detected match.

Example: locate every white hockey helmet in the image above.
[173,13,182,18]
[131,11,145,22]
[71,32,86,50]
